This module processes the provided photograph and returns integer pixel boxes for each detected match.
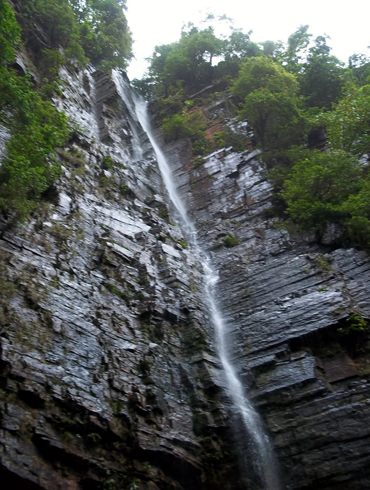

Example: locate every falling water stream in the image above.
[113,71,281,489]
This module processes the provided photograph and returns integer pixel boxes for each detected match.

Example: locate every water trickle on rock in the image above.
[113,71,281,490]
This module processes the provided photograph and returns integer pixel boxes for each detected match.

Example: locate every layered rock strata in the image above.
[1,38,370,490]
[165,124,370,489]
[0,67,242,489]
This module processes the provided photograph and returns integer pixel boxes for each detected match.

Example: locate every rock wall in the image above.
[1,45,370,490]
[0,67,243,490]
[165,120,370,489]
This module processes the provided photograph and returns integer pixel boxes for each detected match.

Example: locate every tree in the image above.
[320,84,370,158]
[19,0,132,70]
[0,70,69,219]
[232,56,298,96]
[0,0,21,65]
[0,0,70,219]
[280,150,363,233]
[348,53,370,87]
[231,57,305,149]
[223,30,262,61]
[342,181,370,247]
[300,35,346,109]
[148,25,223,95]
[78,0,132,70]
[21,0,82,54]
[281,25,312,73]
[260,40,284,59]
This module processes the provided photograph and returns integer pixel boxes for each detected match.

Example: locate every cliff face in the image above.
[0,65,242,490]
[165,111,370,489]
[1,49,370,490]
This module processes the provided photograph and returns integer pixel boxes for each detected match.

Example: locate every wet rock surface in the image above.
[165,134,370,489]
[0,64,242,489]
[1,40,370,490]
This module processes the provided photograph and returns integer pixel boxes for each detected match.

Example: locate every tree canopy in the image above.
[0,0,132,220]
[138,18,370,249]
[18,0,133,70]
[231,57,305,150]
[0,0,21,65]
[148,25,223,96]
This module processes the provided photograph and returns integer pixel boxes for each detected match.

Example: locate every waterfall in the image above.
[113,71,281,490]
[112,72,143,161]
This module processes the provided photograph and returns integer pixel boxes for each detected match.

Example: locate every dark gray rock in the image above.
[164,126,370,490]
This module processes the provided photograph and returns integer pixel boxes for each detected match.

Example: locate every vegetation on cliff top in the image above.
[0,0,132,220]
[135,20,370,249]
[2,0,370,250]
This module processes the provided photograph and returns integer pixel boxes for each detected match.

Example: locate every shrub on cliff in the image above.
[279,149,370,245]
[0,69,69,219]
[0,0,21,65]
[0,1,70,220]
[162,110,211,156]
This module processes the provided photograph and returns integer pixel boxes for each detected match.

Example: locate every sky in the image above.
[125,0,370,80]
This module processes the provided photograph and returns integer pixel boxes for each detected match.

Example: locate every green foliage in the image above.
[183,327,208,353]
[299,36,346,109]
[338,314,369,335]
[176,239,188,249]
[140,20,370,252]
[146,19,270,100]
[280,25,312,74]
[0,68,69,219]
[232,56,298,97]
[209,241,223,251]
[223,234,239,247]
[0,0,130,222]
[87,432,102,444]
[162,109,211,156]
[149,25,223,96]
[320,84,370,158]
[21,0,86,64]
[39,48,68,81]
[157,207,169,220]
[0,0,21,65]
[312,254,332,273]
[213,132,226,148]
[102,155,114,169]
[57,148,85,167]
[138,359,151,374]
[280,150,362,230]
[209,235,239,249]
[104,282,129,302]
[213,128,245,151]
[349,53,370,86]
[341,181,370,248]
[77,0,132,70]
[223,29,262,61]
[19,0,132,71]
[162,113,193,141]
[268,57,370,249]
[131,77,155,100]
[119,184,132,195]
[151,88,185,121]
[232,57,306,150]
[215,29,262,78]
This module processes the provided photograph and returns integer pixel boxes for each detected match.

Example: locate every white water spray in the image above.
[113,72,281,489]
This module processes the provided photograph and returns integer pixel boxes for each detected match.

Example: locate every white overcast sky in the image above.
[126,0,370,80]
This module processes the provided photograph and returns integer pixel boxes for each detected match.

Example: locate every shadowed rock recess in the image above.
[1,57,370,490]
